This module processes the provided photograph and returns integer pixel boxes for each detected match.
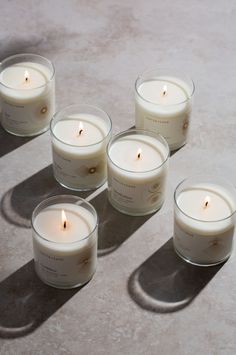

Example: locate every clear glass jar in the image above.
[107,128,169,216]
[32,195,98,289]
[50,104,112,191]
[174,175,236,266]
[0,53,55,136]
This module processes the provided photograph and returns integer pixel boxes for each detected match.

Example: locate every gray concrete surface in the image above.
[1,0,236,354]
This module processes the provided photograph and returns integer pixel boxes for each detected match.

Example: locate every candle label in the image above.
[52,148,106,188]
[108,172,165,211]
[174,220,234,263]
[33,239,97,287]
[0,93,55,135]
[143,114,190,147]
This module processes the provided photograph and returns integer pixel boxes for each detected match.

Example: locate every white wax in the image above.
[52,114,110,190]
[174,184,235,265]
[135,77,192,150]
[107,133,169,215]
[0,61,55,136]
[33,203,97,288]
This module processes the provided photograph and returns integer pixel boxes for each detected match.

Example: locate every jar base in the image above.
[34,264,96,289]
[54,175,106,192]
[108,195,163,216]
[1,124,49,137]
[174,245,230,267]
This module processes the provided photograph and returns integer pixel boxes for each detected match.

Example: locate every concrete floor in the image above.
[1,0,236,354]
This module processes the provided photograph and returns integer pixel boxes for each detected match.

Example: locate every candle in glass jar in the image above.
[135,70,194,151]
[32,195,98,289]
[107,129,169,216]
[0,53,55,136]
[174,177,236,266]
[51,104,112,191]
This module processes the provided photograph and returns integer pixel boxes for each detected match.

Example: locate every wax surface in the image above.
[109,134,166,172]
[0,62,51,90]
[138,79,187,105]
[34,203,95,243]
[177,186,234,221]
[53,114,108,146]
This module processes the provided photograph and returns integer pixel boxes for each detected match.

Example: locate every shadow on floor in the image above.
[0,260,81,339]
[1,165,91,228]
[89,189,154,257]
[0,125,36,158]
[128,238,223,313]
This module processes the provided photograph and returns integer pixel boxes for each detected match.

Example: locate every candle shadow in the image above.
[128,238,224,313]
[89,189,154,256]
[1,165,91,228]
[0,125,35,158]
[0,260,81,339]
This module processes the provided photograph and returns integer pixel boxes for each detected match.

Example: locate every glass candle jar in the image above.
[0,53,55,136]
[107,129,169,216]
[135,69,194,151]
[32,195,98,289]
[50,104,112,191]
[174,175,236,266]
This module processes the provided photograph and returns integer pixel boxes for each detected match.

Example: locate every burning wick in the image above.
[162,84,168,97]
[61,209,67,230]
[24,70,30,83]
[203,196,211,209]
[137,148,142,160]
[78,122,84,136]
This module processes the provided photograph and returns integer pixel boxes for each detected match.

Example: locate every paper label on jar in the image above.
[33,239,97,287]
[1,97,53,134]
[52,148,106,188]
[142,114,189,148]
[109,174,165,211]
[174,220,233,264]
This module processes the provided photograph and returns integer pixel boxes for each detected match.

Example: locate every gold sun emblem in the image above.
[40,106,48,115]
[182,118,189,133]
[89,167,96,174]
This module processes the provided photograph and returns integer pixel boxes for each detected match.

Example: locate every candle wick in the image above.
[137,152,141,159]
[63,221,67,229]
[79,129,83,135]
[204,201,209,208]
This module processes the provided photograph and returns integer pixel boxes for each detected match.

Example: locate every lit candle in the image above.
[135,69,194,151]
[50,104,112,191]
[32,195,98,289]
[107,129,169,216]
[173,176,236,266]
[0,53,55,136]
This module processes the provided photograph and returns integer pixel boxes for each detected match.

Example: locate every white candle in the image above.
[0,54,55,136]
[174,180,236,266]
[32,196,98,288]
[51,105,112,191]
[107,129,169,216]
[135,70,194,151]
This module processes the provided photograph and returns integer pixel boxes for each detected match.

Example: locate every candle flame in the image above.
[61,209,67,229]
[162,84,168,97]
[78,121,84,136]
[203,196,211,209]
[137,148,142,159]
[24,70,30,83]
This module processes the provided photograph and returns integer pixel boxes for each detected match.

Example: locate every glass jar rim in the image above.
[0,53,55,90]
[31,194,98,244]
[135,68,195,106]
[107,128,169,174]
[174,175,236,222]
[50,104,112,148]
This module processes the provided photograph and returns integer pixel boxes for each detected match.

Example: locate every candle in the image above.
[50,104,112,191]
[135,69,194,151]
[0,53,55,136]
[107,129,169,216]
[32,195,98,289]
[173,176,236,266]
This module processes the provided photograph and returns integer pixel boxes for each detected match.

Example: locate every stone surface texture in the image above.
[1,0,236,354]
